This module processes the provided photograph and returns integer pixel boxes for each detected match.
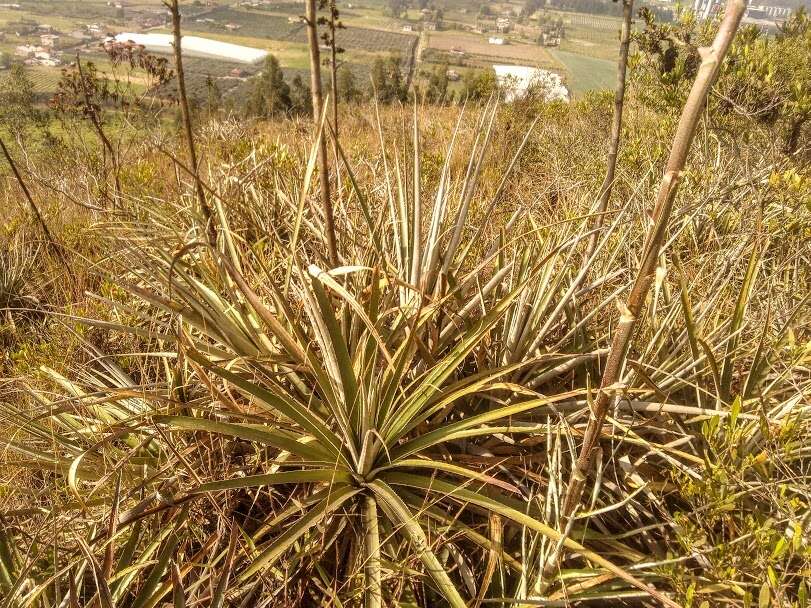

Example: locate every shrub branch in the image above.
[560,0,747,560]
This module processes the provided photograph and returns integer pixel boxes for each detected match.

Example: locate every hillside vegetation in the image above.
[0,2,809,608]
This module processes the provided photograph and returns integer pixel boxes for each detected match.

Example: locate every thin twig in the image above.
[0,138,76,285]
[166,0,217,246]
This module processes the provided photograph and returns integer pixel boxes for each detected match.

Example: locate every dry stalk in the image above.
[543,0,747,592]
[562,0,746,525]
[167,0,217,246]
[0,137,76,285]
[584,0,635,262]
[305,0,340,267]
[75,56,122,208]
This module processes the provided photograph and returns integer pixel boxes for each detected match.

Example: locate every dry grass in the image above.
[0,86,809,608]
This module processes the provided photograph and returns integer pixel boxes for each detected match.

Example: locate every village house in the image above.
[488,36,505,45]
[224,23,242,31]
[401,23,413,32]
[14,44,42,57]
[496,17,511,33]
[40,33,59,48]
[423,21,438,31]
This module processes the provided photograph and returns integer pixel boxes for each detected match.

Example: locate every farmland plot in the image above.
[153,56,261,102]
[186,8,416,55]
[426,31,561,69]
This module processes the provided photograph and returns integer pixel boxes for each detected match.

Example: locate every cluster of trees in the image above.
[633,7,810,153]
[244,56,314,118]
[243,53,408,117]
[0,64,39,133]
[416,63,498,104]
[243,53,502,113]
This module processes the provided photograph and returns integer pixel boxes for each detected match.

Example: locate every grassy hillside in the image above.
[0,3,809,608]
[2,84,810,606]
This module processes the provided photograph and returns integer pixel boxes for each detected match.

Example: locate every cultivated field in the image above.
[185,7,417,55]
[0,0,627,108]
[425,30,561,68]
[549,49,616,94]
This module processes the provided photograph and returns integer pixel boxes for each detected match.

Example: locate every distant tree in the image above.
[386,0,407,18]
[336,65,361,102]
[425,63,449,103]
[246,54,291,117]
[0,52,11,69]
[205,75,222,116]
[0,64,36,133]
[290,74,313,116]
[371,55,407,103]
[461,68,497,101]
[521,0,543,18]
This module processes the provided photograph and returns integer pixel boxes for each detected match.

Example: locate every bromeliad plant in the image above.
[0,105,682,607]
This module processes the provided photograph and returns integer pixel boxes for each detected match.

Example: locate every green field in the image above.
[184,7,417,55]
[0,0,627,104]
[548,49,616,95]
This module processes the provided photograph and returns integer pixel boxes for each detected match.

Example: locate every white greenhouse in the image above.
[112,33,268,64]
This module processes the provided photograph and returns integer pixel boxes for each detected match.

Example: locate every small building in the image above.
[446,69,460,81]
[288,16,301,23]
[488,36,504,45]
[15,44,45,57]
[402,23,413,32]
[40,33,59,47]
[424,21,438,31]
[224,23,242,31]
[496,17,511,32]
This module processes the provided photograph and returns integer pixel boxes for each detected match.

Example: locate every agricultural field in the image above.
[424,30,562,70]
[184,7,417,55]
[0,0,627,107]
[548,49,616,94]
[552,11,627,60]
